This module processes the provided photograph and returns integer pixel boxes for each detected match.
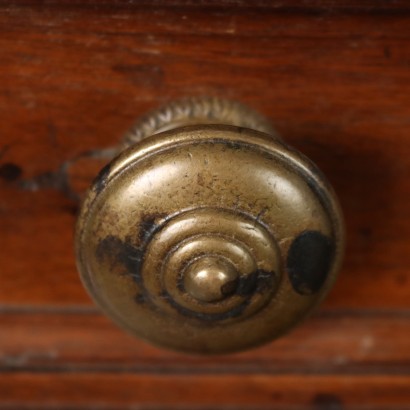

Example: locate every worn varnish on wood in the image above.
[0,1,410,409]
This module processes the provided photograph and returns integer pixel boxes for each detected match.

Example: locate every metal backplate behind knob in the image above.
[76,97,344,354]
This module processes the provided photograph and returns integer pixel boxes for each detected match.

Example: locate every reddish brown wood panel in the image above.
[1,374,410,409]
[0,310,409,374]
[0,2,409,409]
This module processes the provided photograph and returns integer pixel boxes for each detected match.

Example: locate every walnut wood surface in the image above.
[0,2,409,408]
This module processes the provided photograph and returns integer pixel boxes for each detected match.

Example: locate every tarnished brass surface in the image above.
[76,97,344,354]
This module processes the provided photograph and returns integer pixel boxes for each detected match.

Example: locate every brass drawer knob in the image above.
[76,97,344,354]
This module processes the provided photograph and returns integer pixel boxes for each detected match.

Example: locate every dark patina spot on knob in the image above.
[287,230,334,295]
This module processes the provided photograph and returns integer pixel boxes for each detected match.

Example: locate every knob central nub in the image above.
[184,257,239,303]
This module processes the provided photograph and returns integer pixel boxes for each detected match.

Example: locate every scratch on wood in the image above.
[18,147,119,202]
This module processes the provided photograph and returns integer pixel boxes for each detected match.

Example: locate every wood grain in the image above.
[0,2,409,408]
[1,374,410,409]
[0,310,409,374]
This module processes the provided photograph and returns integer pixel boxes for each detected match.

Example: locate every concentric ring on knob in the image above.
[141,207,281,322]
[76,124,344,353]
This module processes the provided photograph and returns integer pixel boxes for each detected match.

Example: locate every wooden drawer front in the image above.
[0,2,409,409]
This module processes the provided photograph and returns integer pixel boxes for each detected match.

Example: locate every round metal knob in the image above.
[76,97,344,354]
